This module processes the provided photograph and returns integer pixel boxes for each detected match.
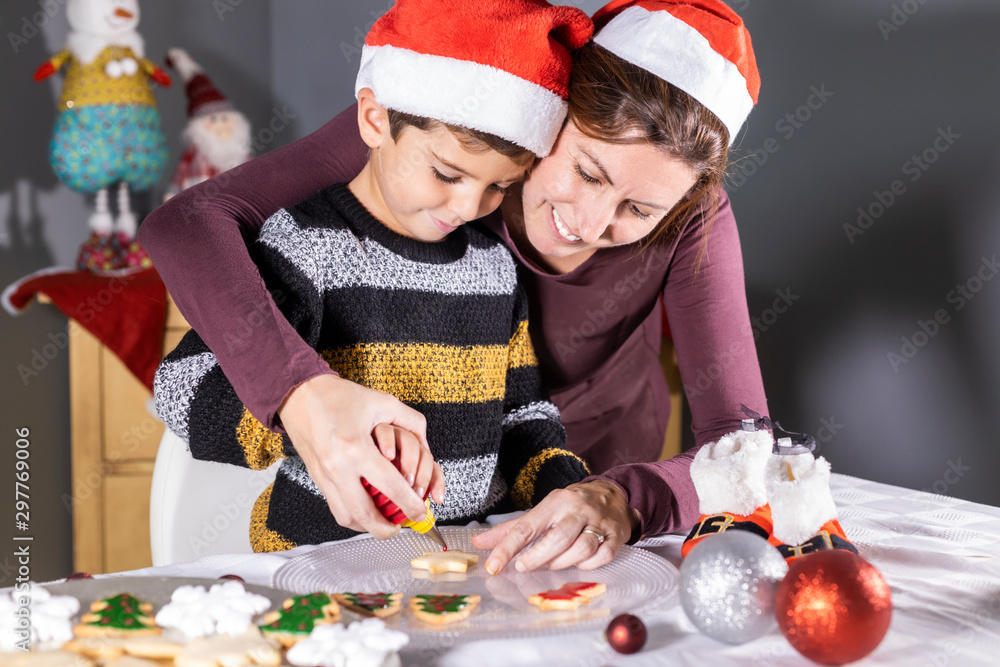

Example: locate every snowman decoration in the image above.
[34,0,171,272]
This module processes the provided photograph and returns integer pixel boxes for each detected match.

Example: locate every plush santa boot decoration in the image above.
[765,453,857,560]
[163,48,252,200]
[681,428,775,557]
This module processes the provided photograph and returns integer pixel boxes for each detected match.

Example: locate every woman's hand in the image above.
[472,480,641,574]
[278,374,445,538]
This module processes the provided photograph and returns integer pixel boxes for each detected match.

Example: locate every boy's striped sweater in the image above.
[154,183,589,552]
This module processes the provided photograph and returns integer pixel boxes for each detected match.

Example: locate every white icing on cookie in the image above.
[285,619,409,667]
[153,580,271,638]
[0,584,80,651]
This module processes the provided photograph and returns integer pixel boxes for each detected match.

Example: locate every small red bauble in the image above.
[66,572,92,580]
[219,574,245,583]
[775,550,892,665]
[605,613,647,654]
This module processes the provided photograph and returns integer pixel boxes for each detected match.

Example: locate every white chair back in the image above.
[149,429,279,566]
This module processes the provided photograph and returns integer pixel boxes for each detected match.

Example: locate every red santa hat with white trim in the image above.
[592,0,760,145]
[355,0,593,158]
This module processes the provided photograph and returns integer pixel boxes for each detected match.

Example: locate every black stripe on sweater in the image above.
[316,288,517,348]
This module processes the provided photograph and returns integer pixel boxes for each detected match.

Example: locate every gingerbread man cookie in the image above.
[528,582,607,611]
[258,592,340,648]
[174,628,281,667]
[410,550,479,574]
[332,593,403,618]
[99,657,161,667]
[3,651,93,667]
[408,594,481,625]
[62,635,183,661]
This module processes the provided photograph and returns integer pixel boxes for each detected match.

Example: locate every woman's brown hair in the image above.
[567,42,731,250]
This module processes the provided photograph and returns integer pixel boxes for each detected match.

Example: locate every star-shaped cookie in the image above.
[410,550,479,574]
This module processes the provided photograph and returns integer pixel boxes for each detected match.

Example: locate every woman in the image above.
[139,0,767,573]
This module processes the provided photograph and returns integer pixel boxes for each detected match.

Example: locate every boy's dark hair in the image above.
[386,109,536,167]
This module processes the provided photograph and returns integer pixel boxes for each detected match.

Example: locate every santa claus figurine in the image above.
[164,49,252,200]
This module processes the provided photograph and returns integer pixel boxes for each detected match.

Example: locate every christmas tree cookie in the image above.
[332,592,403,618]
[408,594,480,625]
[257,592,340,648]
[74,593,161,638]
[529,582,606,611]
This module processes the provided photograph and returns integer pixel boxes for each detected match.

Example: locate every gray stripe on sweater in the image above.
[259,209,518,296]
[431,454,508,521]
[278,453,507,522]
[502,400,563,432]
[154,351,218,442]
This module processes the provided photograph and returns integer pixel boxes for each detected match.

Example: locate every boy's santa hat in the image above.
[592,0,760,145]
[355,0,593,157]
[165,48,236,119]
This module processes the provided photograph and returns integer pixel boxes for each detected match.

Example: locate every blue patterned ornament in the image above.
[680,530,788,644]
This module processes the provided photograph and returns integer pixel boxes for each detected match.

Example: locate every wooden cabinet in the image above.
[67,298,189,574]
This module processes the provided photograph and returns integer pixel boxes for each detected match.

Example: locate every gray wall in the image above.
[2,0,998,583]
[729,1,1000,505]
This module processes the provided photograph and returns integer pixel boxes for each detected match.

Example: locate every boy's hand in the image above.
[371,424,445,504]
[278,374,444,538]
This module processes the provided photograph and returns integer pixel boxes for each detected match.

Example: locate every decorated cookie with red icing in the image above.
[73,594,161,638]
[332,592,403,618]
[528,582,607,611]
[408,594,481,625]
[257,592,340,648]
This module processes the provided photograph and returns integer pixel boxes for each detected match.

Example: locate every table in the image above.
[90,474,1000,665]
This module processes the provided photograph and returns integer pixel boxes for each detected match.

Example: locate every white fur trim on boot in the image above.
[690,429,774,516]
[766,454,838,546]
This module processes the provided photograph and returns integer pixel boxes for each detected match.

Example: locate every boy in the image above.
[154,0,594,551]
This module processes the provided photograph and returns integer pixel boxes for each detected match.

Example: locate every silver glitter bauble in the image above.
[679,530,789,644]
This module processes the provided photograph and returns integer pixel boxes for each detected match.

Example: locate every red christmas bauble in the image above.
[775,550,892,665]
[66,572,92,580]
[605,613,647,654]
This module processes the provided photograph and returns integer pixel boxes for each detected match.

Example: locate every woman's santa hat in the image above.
[165,48,236,119]
[592,0,760,145]
[355,0,593,157]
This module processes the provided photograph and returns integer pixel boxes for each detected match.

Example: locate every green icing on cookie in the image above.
[84,593,154,631]
[413,594,471,615]
[260,592,333,635]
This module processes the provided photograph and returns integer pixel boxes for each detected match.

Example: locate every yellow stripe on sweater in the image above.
[250,483,298,553]
[511,448,590,510]
[508,320,537,370]
[236,408,287,470]
[322,342,516,404]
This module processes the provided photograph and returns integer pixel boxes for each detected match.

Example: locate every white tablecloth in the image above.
[99,474,1000,666]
